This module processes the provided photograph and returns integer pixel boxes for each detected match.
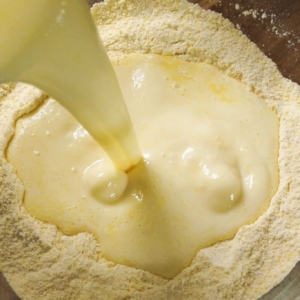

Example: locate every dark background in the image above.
[1,0,300,299]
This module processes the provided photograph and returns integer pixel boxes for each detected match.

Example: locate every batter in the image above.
[7,54,278,278]
[2,0,299,299]
[0,0,140,172]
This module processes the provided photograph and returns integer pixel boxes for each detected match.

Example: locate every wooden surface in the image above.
[1,0,300,299]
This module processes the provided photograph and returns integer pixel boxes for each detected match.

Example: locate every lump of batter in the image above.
[7,54,278,278]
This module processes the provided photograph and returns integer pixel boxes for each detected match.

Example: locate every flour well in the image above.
[7,54,279,280]
[1,0,300,299]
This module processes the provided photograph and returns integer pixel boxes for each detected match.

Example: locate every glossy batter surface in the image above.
[7,54,279,278]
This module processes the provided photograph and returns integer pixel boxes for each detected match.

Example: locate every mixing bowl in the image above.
[1,0,299,299]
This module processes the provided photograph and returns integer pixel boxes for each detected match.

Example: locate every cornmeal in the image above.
[1,0,300,299]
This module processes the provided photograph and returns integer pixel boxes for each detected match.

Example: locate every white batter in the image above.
[7,54,279,279]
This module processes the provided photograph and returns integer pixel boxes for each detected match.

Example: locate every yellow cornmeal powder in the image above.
[1,0,300,299]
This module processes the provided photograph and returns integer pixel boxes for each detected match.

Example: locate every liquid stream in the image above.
[0,0,140,171]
